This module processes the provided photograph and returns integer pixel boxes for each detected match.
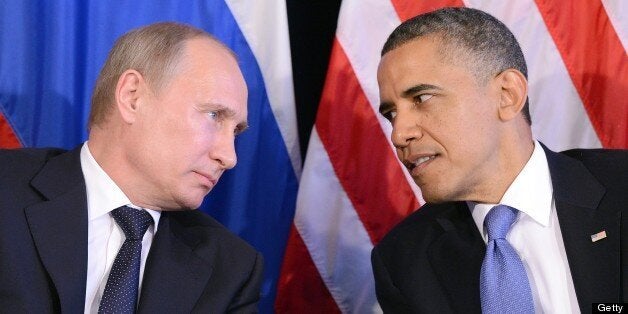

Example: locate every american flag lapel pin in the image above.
[591,230,607,242]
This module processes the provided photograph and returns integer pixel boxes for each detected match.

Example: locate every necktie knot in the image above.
[484,204,517,241]
[111,206,153,240]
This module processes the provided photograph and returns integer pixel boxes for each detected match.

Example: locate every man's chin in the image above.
[418,186,450,204]
[177,187,213,210]
[162,194,206,211]
[422,195,448,204]
[420,187,471,204]
[183,199,204,210]
[158,205,198,211]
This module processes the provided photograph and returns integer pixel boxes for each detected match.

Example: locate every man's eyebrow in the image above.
[198,103,236,116]
[379,84,442,115]
[401,84,441,98]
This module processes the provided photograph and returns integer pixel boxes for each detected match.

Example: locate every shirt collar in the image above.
[468,141,553,237]
[80,142,160,228]
[500,140,553,226]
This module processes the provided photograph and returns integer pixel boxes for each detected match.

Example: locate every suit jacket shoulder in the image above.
[0,147,88,313]
[0,147,67,181]
[168,210,262,271]
[139,209,264,314]
[560,148,628,194]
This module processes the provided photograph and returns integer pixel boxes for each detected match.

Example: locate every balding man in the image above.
[0,22,263,313]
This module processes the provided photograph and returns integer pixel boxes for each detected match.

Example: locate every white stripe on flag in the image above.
[295,129,382,314]
[224,0,302,176]
[602,0,628,50]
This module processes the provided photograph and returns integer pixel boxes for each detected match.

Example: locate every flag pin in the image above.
[591,230,607,242]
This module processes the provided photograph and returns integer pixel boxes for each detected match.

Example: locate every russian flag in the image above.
[0,1,300,312]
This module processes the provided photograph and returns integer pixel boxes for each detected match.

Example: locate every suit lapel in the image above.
[427,202,484,313]
[545,147,621,307]
[138,213,214,313]
[24,148,88,313]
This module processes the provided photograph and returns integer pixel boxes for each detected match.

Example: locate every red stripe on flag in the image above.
[0,112,22,148]
[275,225,341,314]
[535,0,627,148]
[391,0,464,22]
[316,39,417,244]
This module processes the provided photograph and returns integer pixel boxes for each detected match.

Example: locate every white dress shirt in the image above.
[467,141,580,314]
[80,142,161,314]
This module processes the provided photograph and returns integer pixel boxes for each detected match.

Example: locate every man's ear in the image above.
[115,69,145,124]
[496,69,528,122]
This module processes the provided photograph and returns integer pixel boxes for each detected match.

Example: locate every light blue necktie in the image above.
[99,206,153,314]
[480,205,534,314]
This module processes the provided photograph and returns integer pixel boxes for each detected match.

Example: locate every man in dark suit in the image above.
[0,22,263,313]
[372,7,626,313]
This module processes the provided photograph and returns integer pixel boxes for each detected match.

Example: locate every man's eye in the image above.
[208,111,218,119]
[415,94,433,103]
[382,110,397,122]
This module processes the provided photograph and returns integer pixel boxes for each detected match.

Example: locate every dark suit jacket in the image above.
[0,147,264,313]
[372,146,627,313]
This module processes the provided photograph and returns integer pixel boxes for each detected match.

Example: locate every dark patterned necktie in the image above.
[480,205,534,313]
[98,206,153,314]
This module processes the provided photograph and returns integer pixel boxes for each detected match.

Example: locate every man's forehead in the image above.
[381,37,444,65]
[178,39,247,93]
[378,44,430,87]
[179,38,236,69]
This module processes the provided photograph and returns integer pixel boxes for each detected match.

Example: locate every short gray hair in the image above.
[382,7,531,124]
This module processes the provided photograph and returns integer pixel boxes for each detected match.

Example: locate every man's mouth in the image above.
[406,154,437,171]
[194,171,218,188]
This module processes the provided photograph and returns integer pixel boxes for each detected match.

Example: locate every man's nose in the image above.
[391,111,422,149]
[211,131,237,170]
